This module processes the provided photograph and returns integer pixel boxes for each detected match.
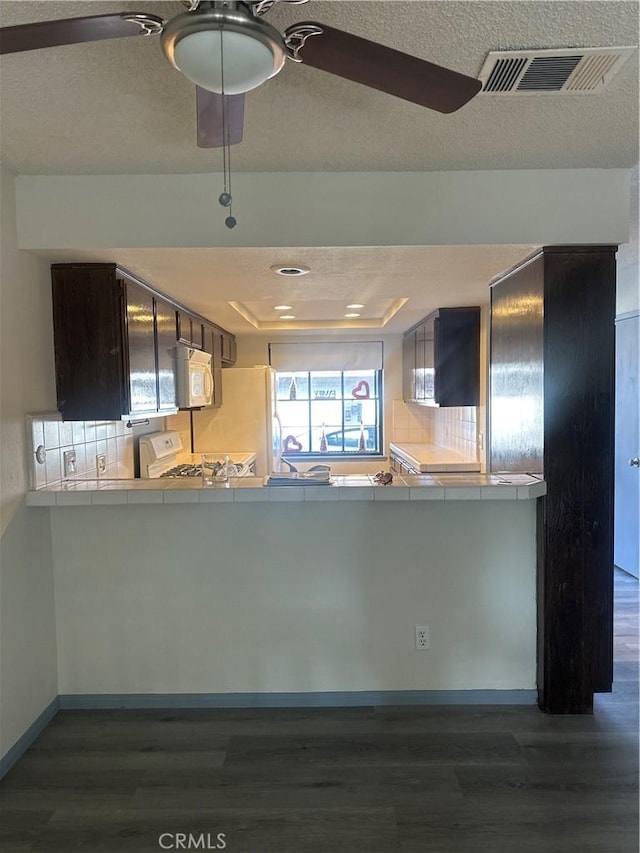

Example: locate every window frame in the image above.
[276,369,384,459]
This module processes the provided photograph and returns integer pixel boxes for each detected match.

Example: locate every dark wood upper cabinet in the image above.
[191,319,204,351]
[177,309,204,349]
[155,297,178,413]
[402,329,416,402]
[402,307,480,407]
[202,325,223,408]
[52,265,128,420]
[51,263,235,420]
[176,309,190,345]
[125,282,158,415]
[221,331,237,365]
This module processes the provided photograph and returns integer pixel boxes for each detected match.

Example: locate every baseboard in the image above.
[0,691,536,772]
[0,697,60,779]
[59,689,537,709]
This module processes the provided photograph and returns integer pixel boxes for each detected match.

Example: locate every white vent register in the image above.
[479,46,634,95]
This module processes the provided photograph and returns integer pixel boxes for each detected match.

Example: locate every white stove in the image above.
[139,431,256,479]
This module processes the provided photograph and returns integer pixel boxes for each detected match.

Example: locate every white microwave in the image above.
[176,343,214,408]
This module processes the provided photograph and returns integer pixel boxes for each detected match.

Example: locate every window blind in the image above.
[269,342,383,372]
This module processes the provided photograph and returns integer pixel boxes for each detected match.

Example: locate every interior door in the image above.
[614,311,640,577]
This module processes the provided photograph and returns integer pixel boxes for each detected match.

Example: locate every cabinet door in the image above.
[221,332,236,365]
[177,309,204,349]
[402,331,416,402]
[126,282,158,414]
[155,298,178,412]
[435,308,480,406]
[203,326,222,408]
[51,265,127,420]
[415,323,428,403]
[424,317,436,404]
[190,319,204,350]
[176,309,189,344]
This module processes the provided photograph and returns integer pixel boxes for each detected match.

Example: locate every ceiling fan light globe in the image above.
[174,29,282,94]
[161,8,286,96]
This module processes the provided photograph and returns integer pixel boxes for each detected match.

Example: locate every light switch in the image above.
[63,449,77,476]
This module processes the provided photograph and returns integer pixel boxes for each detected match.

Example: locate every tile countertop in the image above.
[26,473,546,506]
[389,442,481,472]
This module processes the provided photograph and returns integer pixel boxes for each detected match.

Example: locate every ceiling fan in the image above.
[0,0,482,148]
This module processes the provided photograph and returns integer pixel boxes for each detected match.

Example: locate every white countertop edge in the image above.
[389,442,481,473]
[26,477,546,506]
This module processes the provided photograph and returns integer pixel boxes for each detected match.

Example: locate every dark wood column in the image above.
[490,245,617,713]
[538,246,617,713]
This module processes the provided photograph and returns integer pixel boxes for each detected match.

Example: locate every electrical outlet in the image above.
[63,449,77,477]
[96,453,107,476]
[415,625,430,650]
[478,432,485,451]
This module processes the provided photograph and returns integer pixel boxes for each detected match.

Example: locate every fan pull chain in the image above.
[224,126,235,228]
[217,26,237,229]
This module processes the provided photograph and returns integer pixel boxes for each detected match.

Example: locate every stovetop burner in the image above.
[159,461,251,478]
[160,464,203,478]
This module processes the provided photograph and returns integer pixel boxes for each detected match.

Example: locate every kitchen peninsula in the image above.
[27,474,542,705]
[28,472,543,504]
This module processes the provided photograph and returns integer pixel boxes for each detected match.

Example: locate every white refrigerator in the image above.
[191,367,282,476]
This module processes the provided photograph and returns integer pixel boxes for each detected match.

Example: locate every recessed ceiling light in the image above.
[274,305,292,310]
[344,312,361,318]
[347,303,365,309]
[270,264,310,277]
[280,314,296,320]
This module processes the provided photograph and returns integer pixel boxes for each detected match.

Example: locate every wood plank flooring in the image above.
[1,568,637,852]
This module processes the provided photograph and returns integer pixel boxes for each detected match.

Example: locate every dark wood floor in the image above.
[1,569,638,852]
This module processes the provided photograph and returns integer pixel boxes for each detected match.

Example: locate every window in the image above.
[275,370,382,456]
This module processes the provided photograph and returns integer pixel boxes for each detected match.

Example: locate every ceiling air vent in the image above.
[479,47,635,94]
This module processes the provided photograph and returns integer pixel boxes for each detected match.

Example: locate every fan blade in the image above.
[0,13,164,55]
[286,21,481,113]
[196,88,245,148]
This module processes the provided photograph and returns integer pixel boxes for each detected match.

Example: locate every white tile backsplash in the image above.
[391,399,478,460]
[45,447,62,485]
[59,420,74,447]
[43,421,59,450]
[74,443,87,476]
[72,421,85,445]
[391,401,434,445]
[27,414,135,488]
[31,419,44,454]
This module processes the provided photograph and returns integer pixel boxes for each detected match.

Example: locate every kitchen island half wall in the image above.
[48,497,537,703]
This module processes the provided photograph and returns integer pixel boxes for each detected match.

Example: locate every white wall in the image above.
[616,164,639,316]
[0,165,58,758]
[50,500,537,695]
[15,169,630,249]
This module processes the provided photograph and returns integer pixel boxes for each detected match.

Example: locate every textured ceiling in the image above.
[35,245,537,333]
[2,2,636,335]
[1,0,638,174]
